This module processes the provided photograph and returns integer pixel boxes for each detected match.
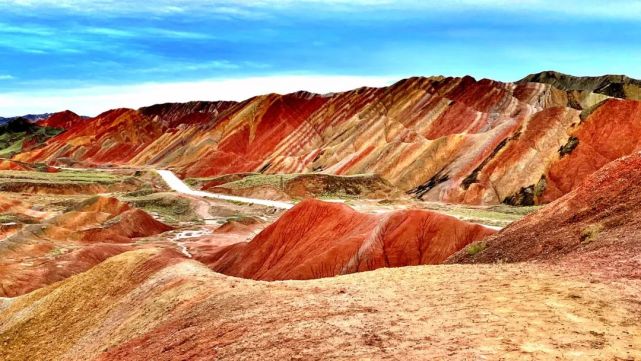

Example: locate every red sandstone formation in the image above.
[11,74,641,205]
[449,152,641,280]
[0,160,33,171]
[542,99,641,202]
[79,209,173,243]
[0,196,174,297]
[203,199,495,280]
[0,197,49,230]
[37,110,83,129]
[0,160,58,172]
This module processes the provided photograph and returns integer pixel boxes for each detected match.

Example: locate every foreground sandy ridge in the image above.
[1,249,639,360]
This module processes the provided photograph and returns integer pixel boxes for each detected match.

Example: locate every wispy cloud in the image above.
[138,60,272,75]
[2,0,641,19]
[0,22,213,55]
[0,75,15,80]
[0,22,55,36]
[83,26,215,40]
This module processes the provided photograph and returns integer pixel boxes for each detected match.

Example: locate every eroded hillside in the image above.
[12,73,641,205]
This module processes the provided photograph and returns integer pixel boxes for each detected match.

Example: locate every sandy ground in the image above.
[1,169,639,360]
[199,263,641,360]
[2,249,639,361]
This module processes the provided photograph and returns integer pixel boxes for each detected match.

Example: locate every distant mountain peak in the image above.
[519,71,641,100]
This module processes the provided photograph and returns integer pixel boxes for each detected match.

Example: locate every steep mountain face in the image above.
[541,98,641,202]
[202,199,495,280]
[15,108,170,164]
[449,151,641,280]
[139,100,237,127]
[12,74,641,204]
[519,70,641,101]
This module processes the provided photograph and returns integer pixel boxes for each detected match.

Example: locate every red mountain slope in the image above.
[542,98,641,201]
[449,151,641,279]
[203,199,495,280]
[37,110,83,129]
[13,76,641,205]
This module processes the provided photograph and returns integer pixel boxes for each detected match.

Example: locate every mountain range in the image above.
[0,113,55,125]
[2,70,641,359]
[8,71,641,206]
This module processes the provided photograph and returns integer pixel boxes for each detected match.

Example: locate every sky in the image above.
[1,0,641,116]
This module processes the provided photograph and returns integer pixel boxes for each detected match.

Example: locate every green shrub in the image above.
[466,242,488,256]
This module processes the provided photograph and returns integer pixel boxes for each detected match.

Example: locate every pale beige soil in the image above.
[2,249,639,361]
[204,262,641,360]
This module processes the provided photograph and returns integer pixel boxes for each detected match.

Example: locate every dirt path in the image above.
[156,170,293,209]
[156,169,504,231]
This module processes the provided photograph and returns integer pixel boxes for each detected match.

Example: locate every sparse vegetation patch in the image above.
[0,169,124,185]
[466,242,488,256]
[580,223,604,244]
[124,193,199,224]
[559,136,579,157]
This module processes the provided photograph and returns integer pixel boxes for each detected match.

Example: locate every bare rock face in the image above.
[449,151,641,280]
[12,74,641,205]
[542,99,641,202]
[203,199,495,280]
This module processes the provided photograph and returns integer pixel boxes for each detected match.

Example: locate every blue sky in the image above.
[1,0,641,115]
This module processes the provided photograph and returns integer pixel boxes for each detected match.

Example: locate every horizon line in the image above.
[2,70,638,117]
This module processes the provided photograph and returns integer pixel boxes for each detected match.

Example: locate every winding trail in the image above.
[156,170,293,209]
[155,169,502,231]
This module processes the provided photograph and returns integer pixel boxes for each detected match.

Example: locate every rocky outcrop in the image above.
[36,110,84,129]
[203,173,398,200]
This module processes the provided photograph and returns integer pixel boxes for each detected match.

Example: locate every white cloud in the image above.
[0,75,398,117]
[0,75,15,80]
